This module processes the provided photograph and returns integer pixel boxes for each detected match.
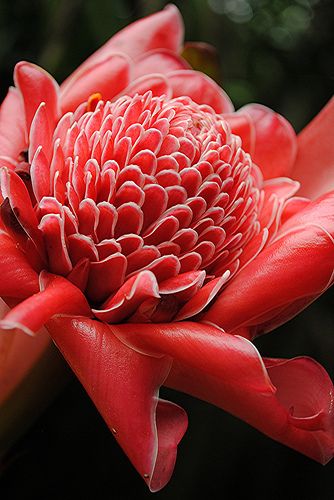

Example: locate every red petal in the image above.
[236,104,297,179]
[203,213,334,336]
[292,96,334,199]
[167,70,234,113]
[113,321,334,465]
[93,270,159,323]
[0,272,91,335]
[61,54,131,113]
[14,61,60,131]
[0,87,26,158]
[0,231,39,298]
[46,316,188,492]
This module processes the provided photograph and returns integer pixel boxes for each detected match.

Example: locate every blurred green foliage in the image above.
[0,0,333,131]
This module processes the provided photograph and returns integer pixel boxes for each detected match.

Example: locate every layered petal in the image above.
[167,70,234,113]
[46,316,188,492]
[112,321,334,464]
[0,272,91,335]
[61,53,131,113]
[203,192,334,336]
[292,96,334,199]
[61,4,184,91]
[228,104,297,179]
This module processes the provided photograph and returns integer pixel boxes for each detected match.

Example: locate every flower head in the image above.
[1,4,334,492]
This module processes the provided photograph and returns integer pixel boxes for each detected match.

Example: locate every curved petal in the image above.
[117,74,172,100]
[14,61,60,131]
[61,4,184,91]
[0,298,50,406]
[0,272,91,336]
[61,53,131,113]
[234,104,297,180]
[203,210,334,336]
[292,96,334,199]
[46,316,188,492]
[0,87,26,158]
[133,49,190,79]
[113,321,334,465]
[167,70,234,113]
[0,231,39,298]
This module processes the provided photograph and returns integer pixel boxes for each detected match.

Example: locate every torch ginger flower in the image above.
[1,5,334,492]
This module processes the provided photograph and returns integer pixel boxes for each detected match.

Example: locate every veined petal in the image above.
[112,321,334,465]
[46,316,188,492]
[292,96,334,199]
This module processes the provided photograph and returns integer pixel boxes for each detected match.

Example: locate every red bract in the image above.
[1,5,334,491]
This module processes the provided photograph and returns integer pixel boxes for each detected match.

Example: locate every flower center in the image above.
[2,92,267,322]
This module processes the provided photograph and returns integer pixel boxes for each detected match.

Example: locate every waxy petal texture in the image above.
[46,316,188,492]
[228,104,297,179]
[292,97,334,199]
[203,192,334,336]
[111,321,334,465]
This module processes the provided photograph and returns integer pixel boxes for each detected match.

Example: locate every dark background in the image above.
[1,0,334,498]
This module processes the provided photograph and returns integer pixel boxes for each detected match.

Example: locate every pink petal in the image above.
[62,4,184,93]
[203,195,334,336]
[46,316,188,492]
[0,272,91,336]
[0,87,26,158]
[117,74,172,100]
[291,96,334,199]
[61,54,131,113]
[14,61,60,131]
[235,103,297,179]
[133,49,190,79]
[113,321,334,465]
[167,70,234,113]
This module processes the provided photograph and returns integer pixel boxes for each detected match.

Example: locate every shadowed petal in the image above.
[46,316,188,492]
[0,231,39,298]
[0,298,50,406]
[0,272,91,336]
[112,321,334,465]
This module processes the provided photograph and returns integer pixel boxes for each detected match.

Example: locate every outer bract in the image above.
[1,5,334,491]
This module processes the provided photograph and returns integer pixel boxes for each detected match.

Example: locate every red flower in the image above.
[1,5,334,491]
